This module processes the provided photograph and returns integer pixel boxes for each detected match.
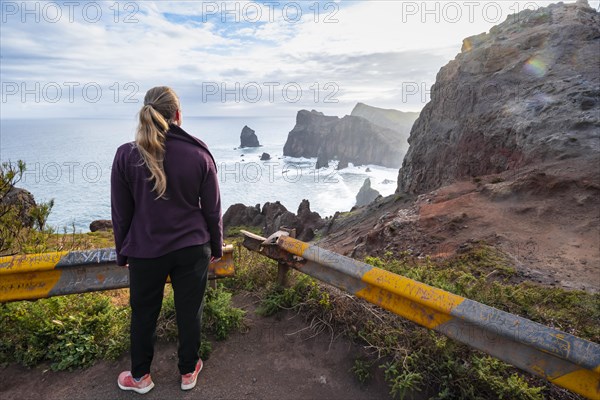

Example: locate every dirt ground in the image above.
[0,293,392,400]
[321,157,600,293]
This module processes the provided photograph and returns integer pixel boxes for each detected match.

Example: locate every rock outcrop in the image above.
[397,1,600,195]
[283,109,406,168]
[260,153,271,161]
[223,200,325,241]
[240,125,260,148]
[90,220,112,232]
[222,203,265,228]
[355,178,381,207]
[1,187,36,228]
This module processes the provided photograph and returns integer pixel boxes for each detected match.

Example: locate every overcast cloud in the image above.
[1,0,597,119]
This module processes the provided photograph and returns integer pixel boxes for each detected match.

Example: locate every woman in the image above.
[111,86,222,394]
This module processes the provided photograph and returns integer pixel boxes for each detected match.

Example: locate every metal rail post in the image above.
[276,227,295,287]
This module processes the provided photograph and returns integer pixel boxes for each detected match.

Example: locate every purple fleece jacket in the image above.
[111,124,223,266]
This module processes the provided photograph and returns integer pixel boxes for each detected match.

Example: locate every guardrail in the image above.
[0,245,235,303]
[241,230,600,400]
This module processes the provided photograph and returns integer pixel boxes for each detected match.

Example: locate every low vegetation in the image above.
[224,241,597,400]
[0,285,245,370]
[0,161,245,370]
[0,293,129,370]
[1,162,596,400]
[0,160,54,256]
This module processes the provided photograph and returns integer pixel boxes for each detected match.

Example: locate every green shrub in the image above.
[351,357,373,384]
[0,294,129,370]
[381,360,423,400]
[158,284,245,343]
[0,160,55,255]
[203,285,246,340]
[223,242,279,292]
[256,274,325,316]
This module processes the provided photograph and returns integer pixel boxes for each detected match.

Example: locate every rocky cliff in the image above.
[351,102,419,137]
[397,1,600,194]
[283,109,406,168]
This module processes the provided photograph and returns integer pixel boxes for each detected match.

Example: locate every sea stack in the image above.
[355,178,380,207]
[240,125,260,148]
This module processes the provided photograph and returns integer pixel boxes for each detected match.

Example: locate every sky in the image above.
[1,0,598,119]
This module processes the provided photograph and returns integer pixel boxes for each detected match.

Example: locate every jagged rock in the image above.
[240,125,260,148]
[260,153,271,161]
[1,187,36,228]
[283,109,406,168]
[223,203,264,229]
[262,202,298,236]
[296,199,325,241]
[381,179,395,185]
[397,2,600,195]
[90,220,112,232]
[222,200,325,241]
[356,178,381,207]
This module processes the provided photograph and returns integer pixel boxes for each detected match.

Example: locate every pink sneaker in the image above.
[181,359,203,390]
[117,371,155,394]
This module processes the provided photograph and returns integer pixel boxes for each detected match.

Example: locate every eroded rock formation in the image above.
[223,199,325,242]
[283,109,407,168]
[397,1,600,194]
[355,178,381,207]
[240,125,260,148]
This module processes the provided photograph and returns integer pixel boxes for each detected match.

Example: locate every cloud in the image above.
[1,0,596,118]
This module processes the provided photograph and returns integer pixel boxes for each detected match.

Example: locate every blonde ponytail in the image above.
[136,86,180,199]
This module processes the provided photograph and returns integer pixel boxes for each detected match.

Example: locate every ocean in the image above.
[0,117,400,232]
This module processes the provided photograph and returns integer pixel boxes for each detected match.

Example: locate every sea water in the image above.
[0,117,400,232]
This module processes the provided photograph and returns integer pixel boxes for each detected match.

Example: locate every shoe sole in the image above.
[118,381,155,394]
[181,362,204,391]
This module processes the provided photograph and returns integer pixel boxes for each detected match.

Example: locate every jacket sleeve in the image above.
[199,157,223,259]
[110,148,134,266]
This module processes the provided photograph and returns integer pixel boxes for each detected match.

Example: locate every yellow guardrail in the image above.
[242,230,600,400]
[0,245,235,303]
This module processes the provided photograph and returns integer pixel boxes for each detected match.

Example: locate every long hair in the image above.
[136,86,180,199]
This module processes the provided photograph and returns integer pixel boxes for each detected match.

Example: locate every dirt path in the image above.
[0,293,391,400]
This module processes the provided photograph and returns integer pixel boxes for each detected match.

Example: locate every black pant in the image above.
[128,244,210,378]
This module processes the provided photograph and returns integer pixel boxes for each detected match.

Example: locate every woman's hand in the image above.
[210,256,221,263]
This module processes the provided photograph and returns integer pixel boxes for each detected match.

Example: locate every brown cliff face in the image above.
[397,1,600,194]
[283,109,406,168]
